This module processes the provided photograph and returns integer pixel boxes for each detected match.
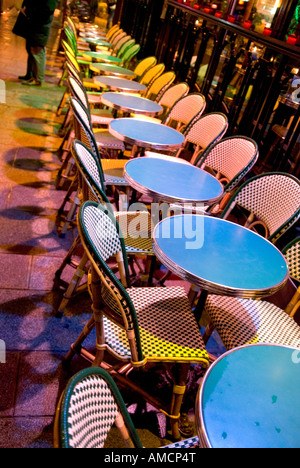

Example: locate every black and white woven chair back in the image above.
[70,97,101,156]
[72,140,107,203]
[68,75,90,113]
[58,368,143,448]
[222,172,300,243]
[197,136,259,192]
[79,202,137,334]
[164,92,206,131]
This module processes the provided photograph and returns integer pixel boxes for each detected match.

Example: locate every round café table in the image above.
[101,92,163,116]
[196,344,300,448]
[124,157,223,204]
[82,51,122,64]
[81,37,112,48]
[109,118,185,156]
[89,63,136,79]
[152,214,288,299]
[94,76,146,93]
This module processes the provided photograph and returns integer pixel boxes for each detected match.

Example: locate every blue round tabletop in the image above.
[197,344,300,448]
[152,215,288,297]
[110,118,185,151]
[124,157,223,203]
[94,77,146,93]
[101,92,163,115]
[90,63,136,78]
[83,51,122,64]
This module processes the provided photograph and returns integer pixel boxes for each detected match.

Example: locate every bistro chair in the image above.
[133,56,157,80]
[144,71,176,102]
[194,135,259,213]
[202,237,300,352]
[120,43,141,68]
[62,201,209,440]
[141,92,206,139]
[55,140,154,316]
[56,73,115,189]
[53,367,201,448]
[220,172,300,244]
[56,95,127,236]
[145,112,228,165]
[157,82,190,117]
[139,63,165,87]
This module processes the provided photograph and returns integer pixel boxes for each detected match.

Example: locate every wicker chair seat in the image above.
[103,285,209,363]
[204,294,300,350]
[94,129,125,152]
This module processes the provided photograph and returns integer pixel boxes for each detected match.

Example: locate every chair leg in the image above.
[203,321,215,345]
[56,252,89,317]
[169,363,190,441]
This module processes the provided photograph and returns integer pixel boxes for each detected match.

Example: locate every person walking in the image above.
[16,0,57,86]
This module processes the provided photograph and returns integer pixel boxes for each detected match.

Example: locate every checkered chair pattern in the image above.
[63,201,209,440]
[221,172,300,244]
[145,112,228,165]
[203,237,300,351]
[145,71,176,102]
[54,367,143,448]
[54,367,201,449]
[55,141,153,317]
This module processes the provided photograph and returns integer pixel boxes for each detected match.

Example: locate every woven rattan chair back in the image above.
[110,30,126,48]
[55,367,143,448]
[68,74,92,114]
[177,112,228,164]
[196,136,259,192]
[78,201,144,362]
[72,140,108,205]
[70,97,106,184]
[145,71,176,101]
[133,56,157,80]
[140,63,165,87]
[163,92,206,131]
[283,237,300,283]
[157,82,189,114]
[221,172,300,243]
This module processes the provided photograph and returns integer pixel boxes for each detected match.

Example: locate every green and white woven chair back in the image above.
[60,368,143,448]
[140,63,165,87]
[283,237,300,283]
[79,202,140,340]
[158,82,189,110]
[197,136,259,191]
[134,56,157,80]
[222,173,300,243]
[70,97,98,153]
[68,75,90,113]
[72,140,107,203]
[184,112,228,151]
[145,71,176,101]
[164,92,206,130]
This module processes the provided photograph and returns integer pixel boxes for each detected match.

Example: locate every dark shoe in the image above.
[21,78,42,86]
[18,75,32,81]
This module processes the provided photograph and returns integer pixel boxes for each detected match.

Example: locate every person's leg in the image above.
[22,46,45,85]
[19,40,34,80]
[31,46,46,83]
